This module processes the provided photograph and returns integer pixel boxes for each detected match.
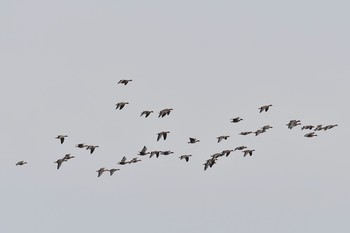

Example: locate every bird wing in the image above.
[157,133,161,141]
[60,137,64,144]
[163,132,167,140]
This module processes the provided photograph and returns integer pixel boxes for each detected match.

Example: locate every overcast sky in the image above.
[1,1,349,232]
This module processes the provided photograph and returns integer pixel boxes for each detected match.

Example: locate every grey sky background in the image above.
[1,0,349,232]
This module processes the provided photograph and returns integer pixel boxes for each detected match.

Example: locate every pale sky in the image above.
[1,1,349,232]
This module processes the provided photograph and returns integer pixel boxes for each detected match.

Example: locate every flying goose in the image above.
[240,131,252,136]
[157,131,170,141]
[86,145,99,154]
[211,153,223,159]
[301,125,314,130]
[323,124,338,130]
[138,146,150,156]
[149,150,161,158]
[217,135,230,143]
[97,168,109,177]
[115,102,129,110]
[76,143,87,148]
[203,158,217,171]
[259,104,273,113]
[287,120,301,129]
[254,129,264,136]
[314,125,324,131]
[242,149,255,157]
[129,158,142,164]
[234,146,247,151]
[262,125,273,132]
[109,168,120,176]
[117,79,132,85]
[158,108,173,118]
[55,135,68,144]
[161,150,174,155]
[118,156,128,165]
[221,149,233,157]
[230,117,243,123]
[54,159,66,170]
[305,132,317,138]
[188,137,200,144]
[140,110,154,118]
[179,155,192,162]
[16,161,27,166]
[63,154,75,160]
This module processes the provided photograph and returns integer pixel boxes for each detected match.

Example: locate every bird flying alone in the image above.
[16,161,27,166]
[115,102,129,110]
[188,137,200,144]
[231,117,243,123]
[157,131,170,141]
[117,79,132,85]
[55,135,67,144]
[217,135,229,143]
[259,104,273,113]
[305,132,317,138]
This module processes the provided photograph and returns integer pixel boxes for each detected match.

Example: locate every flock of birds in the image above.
[14,79,338,177]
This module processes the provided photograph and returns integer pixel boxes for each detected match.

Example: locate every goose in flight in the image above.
[203,158,217,171]
[301,125,315,130]
[138,146,150,156]
[157,131,170,141]
[86,145,99,154]
[217,135,229,143]
[63,154,75,160]
[129,158,142,164]
[254,129,264,136]
[240,131,252,136]
[54,159,66,170]
[221,149,233,157]
[262,125,273,132]
[242,149,255,157]
[115,102,129,110]
[140,110,153,118]
[161,150,174,155]
[314,125,324,131]
[55,135,68,144]
[188,137,200,144]
[211,153,223,159]
[158,108,173,118]
[16,161,27,166]
[97,168,109,177]
[117,79,132,85]
[287,120,301,129]
[76,143,87,148]
[230,117,243,123]
[305,132,317,138]
[109,168,120,176]
[323,124,338,130]
[259,104,273,113]
[234,146,247,151]
[179,155,192,162]
[149,150,161,158]
[118,156,128,165]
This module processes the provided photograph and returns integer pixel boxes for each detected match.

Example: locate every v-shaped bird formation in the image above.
[15,79,339,176]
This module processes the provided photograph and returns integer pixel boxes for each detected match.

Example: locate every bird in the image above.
[158,108,173,118]
[242,149,255,157]
[97,168,109,177]
[261,125,273,132]
[117,79,132,85]
[203,158,217,171]
[234,146,247,151]
[161,150,174,155]
[138,146,150,156]
[54,159,66,170]
[179,155,192,162]
[149,150,161,158]
[314,124,324,131]
[323,124,338,131]
[230,117,243,123]
[221,149,233,157]
[129,158,142,164]
[62,154,75,160]
[240,131,252,136]
[140,110,153,118]
[305,132,317,138]
[157,131,170,141]
[115,102,129,110]
[287,120,301,129]
[16,161,27,166]
[211,153,223,159]
[301,125,315,130]
[259,104,273,113]
[217,135,229,143]
[254,129,264,136]
[118,156,128,165]
[76,143,87,148]
[86,145,99,154]
[109,168,120,176]
[188,137,200,144]
[55,135,67,144]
